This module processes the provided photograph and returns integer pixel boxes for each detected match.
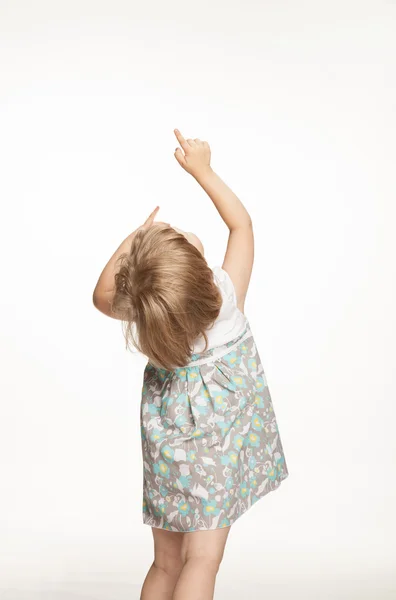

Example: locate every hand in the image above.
[174,129,212,178]
[140,206,160,231]
[129,206,162,240]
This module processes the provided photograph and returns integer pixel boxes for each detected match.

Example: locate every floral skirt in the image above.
[140,321,289,532]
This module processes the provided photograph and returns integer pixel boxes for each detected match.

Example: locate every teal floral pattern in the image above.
[140,323,289,531]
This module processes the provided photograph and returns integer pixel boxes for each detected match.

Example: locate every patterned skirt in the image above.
[140,321,289,532]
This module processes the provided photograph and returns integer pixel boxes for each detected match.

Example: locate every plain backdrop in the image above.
[0,1,395,599]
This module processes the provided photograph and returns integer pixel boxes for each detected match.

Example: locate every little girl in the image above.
[93,129,289,600]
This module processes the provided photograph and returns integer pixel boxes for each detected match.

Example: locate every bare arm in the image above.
[92,206,160,318]
[92,230,136,319]
[193,167,252,230]
[174,129,254,313]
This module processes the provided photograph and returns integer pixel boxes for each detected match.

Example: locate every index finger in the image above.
[143,205,160,227]
[174,128,189,152]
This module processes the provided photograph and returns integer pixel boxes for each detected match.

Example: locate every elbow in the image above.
[92,289,104,310]
[92,288,118,319]
[231,217,253,232]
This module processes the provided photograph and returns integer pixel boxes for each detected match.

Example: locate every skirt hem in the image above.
[142,471,289,533]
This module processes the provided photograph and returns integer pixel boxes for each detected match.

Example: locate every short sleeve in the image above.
[212,265,237,307]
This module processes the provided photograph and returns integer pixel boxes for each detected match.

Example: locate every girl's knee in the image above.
[180,527,231,570]
[154,551,184,577]
[152,529,184,575]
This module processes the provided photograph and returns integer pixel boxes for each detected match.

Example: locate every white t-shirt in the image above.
[191,265,248,353]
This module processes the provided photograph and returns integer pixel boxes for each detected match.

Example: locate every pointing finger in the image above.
[174,128,190,153]
[143,206,160,227]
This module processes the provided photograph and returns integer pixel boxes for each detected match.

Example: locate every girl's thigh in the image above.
[180,526,232,564]
[151,528,184,570]
[151,525,232,565]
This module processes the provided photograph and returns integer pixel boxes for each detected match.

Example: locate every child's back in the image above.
[140,262,289,531]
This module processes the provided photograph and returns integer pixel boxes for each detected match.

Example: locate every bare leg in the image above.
[173,526,232,600]
[140,528,184,600]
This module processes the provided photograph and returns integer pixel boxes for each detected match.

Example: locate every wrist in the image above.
[192,165,214,183]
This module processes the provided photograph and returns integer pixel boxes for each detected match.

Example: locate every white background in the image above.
[0,1,395,598]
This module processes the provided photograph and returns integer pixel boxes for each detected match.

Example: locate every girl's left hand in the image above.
[140,206,160,230]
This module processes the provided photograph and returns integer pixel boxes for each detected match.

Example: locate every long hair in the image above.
[110,224,222,371]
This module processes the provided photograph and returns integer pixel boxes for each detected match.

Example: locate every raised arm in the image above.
[92,206,160,319]
[174,129,254,313]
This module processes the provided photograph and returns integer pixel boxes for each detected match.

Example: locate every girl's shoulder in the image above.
[188,265,247,353]
[211,265,238,307]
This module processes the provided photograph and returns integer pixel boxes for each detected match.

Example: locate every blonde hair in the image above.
[111,224,222,371]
